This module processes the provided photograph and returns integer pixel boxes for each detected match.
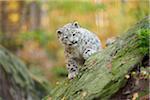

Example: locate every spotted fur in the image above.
[57,21,102,79]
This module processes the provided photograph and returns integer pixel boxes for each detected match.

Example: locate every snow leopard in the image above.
[57,21,102,79]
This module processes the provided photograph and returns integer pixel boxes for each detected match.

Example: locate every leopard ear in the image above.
[56,29,62,35]
[73,21,80,28]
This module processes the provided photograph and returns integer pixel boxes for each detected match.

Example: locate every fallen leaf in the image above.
[107,62,112,70]
[132,92,138,100]
[61,96,66,100]
[82,91,87,97]
[125,74,130,79]
[56,81,60,85]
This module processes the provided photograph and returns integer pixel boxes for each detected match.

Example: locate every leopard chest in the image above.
[70,47,82,58]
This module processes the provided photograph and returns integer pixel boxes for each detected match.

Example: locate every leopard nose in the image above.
[72,41,77,44]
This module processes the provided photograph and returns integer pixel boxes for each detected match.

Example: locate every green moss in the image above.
[137,28,150,55]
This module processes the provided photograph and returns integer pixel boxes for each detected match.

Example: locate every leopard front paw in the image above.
[68,72,78,79]
[83,49,96,59]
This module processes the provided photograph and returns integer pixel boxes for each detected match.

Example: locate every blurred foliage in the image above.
[30,65,46,78]
[51,66,67,77]
[129,1,149,21]
[18,30,50,47]
[50,66,68,87]
[48,1,105,13]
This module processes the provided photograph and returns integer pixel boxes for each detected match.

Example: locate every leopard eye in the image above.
[65,36,68,39]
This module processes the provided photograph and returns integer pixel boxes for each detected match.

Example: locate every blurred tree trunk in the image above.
[0,1,25,51]
[28,1,41,31]
[0,1,41,51]
[44,16,149,100]
[0,1,25,35]
[40,0,50,30]
[0,46,50,100]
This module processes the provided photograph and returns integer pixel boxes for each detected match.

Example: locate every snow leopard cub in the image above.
[57,21,102,79]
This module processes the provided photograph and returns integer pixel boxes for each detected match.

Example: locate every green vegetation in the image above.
[18,30,51,47]
[52,66,67,77]
[137,29,150,55]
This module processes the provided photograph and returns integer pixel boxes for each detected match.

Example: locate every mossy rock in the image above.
[0,46,50,100]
